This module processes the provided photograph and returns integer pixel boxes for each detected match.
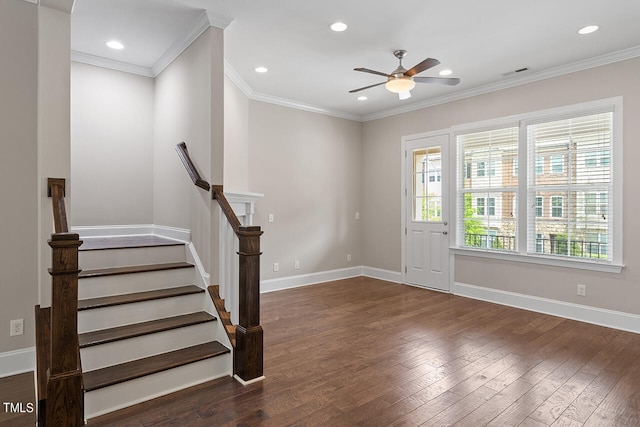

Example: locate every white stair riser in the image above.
[78,294,205,333]
[78,268,195,299]
[79,245,186,270]
[81,322,217,371]
[84,354,232,420]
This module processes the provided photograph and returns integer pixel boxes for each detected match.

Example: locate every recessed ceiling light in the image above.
[357,96,367,101]
[330,22,348,32]
[254,66,268,73]
[106,40,124,50]
[578,25,599,35]
[439,69,453,76]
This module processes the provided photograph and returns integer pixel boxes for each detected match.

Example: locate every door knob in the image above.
[442,231,448,235]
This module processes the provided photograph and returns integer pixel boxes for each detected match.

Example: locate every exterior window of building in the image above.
[535,196,543,217]
[465,163,471,179]
[476,198,485,215]
[535,156,544,174]
[551,155,564,173]
[456,98,620,266]
[551,196,563,218]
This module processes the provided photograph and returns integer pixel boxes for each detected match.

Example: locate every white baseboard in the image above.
[453,282,640,334]
[362,266,402,283]
[0,347,35,378]
[71,224,190,242]
[260,266,402,293]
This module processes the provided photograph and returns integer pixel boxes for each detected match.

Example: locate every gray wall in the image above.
[71,62,155,226]
[362,57,640,315]
[224,76,249,192]
[0,0,38,353]
[248,101,363,280]
[154,28,224,275]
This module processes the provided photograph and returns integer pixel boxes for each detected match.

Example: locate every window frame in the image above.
[451,97,623,273]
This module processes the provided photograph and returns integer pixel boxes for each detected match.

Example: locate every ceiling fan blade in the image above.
[348,81,387,93]
[413,76,461,86]
[354,67,391,78]
[404,58,440,77]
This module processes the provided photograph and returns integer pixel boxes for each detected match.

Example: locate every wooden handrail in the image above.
[176,142,210,191]
[48,178,68,233]
[212,185,264,382]
[212,185,241,232]
[38,178,84,426]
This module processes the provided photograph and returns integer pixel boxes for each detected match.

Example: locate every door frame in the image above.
[401,129,454,292]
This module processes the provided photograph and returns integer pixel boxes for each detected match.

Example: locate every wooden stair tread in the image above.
[78,285,203,311]
[79,312,217,348]
[83,341,230,392]
[79,262,193,279]
[79,235,185,251]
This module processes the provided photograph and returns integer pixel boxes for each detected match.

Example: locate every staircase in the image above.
[76,234,232,420]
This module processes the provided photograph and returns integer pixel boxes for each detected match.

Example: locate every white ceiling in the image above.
[70,0,640,121]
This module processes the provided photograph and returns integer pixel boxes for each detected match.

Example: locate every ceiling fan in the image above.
[349,50,460,100]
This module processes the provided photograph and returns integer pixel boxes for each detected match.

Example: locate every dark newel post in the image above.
[235,226,264,381]
[46,179,84,425]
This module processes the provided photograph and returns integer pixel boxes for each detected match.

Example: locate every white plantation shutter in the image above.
[457,127,519,251]
[526,110,613,260]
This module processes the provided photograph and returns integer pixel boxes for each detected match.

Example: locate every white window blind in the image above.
[457,127,518,251]
[527,111,613,260]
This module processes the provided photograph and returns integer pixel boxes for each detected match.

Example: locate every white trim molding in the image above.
[0,347,35,378]
[187,242,210,288]
[453,281,640,334]
[261,266,402,293]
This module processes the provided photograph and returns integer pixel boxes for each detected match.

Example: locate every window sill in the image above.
[451,247,624,273]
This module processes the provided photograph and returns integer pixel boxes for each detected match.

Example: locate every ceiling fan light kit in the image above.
[349,49,460,99]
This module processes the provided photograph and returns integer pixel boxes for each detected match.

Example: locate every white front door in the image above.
[404,133,450,291]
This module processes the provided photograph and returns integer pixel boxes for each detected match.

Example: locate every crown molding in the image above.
[361,45,640,122]
[206,10,234,30]
[39,0,74,13]
[223,60,361,121]
[71,51,154,77]
[151,11,211,77]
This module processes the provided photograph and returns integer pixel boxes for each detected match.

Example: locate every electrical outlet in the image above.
[10,319,23,336]
[273,262,279,272]
[294,260,300,269]
[577,284,586,297]
[347,254,352,262]
[355,211,360,220]
[268,214,274,223]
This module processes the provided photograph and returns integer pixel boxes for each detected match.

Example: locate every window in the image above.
[476,198,485,215]
[535,156,544,174]
[551,155,564,173]
[455,98,620,268]
[551,196,563,218]
[458,127,518,251]
[535,196,543,217]
[464,163,471,179]
[535,233,544,253]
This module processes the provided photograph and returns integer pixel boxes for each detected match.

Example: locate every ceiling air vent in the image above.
[502,67,531,77]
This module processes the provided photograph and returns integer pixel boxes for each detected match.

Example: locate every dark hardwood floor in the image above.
[0,372,36,426]
[5,277,640,426]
